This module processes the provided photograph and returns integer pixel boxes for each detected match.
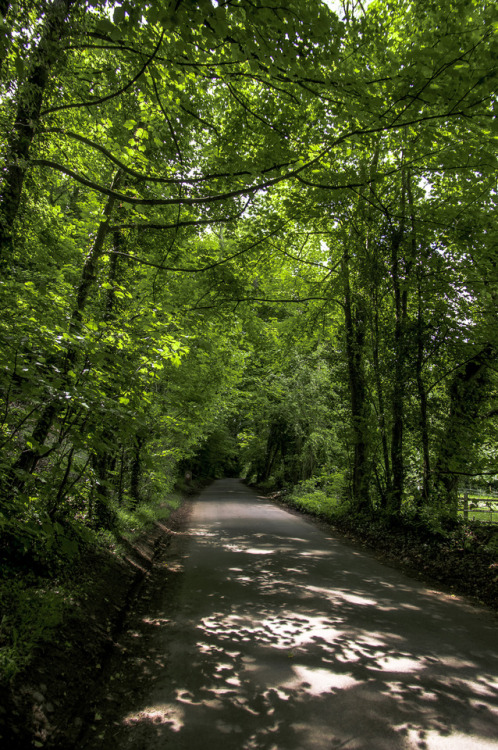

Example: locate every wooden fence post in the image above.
[463,492,468,521]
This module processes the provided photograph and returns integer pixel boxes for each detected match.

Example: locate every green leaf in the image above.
[15,56,24,78]
[113,6,126,24]
[59,536,79,558]
[95,18,116,35]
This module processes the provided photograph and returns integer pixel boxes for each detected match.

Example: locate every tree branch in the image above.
[41,30,164,116]
[42,127,182,184]
[110,216,239,232]
[108,224,287,272]
[29,155,328,205]
[188,295,342,311]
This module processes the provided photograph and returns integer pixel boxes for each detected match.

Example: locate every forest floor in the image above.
[1,487,497,749]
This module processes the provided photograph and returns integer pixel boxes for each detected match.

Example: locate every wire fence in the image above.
[458,493,498,524]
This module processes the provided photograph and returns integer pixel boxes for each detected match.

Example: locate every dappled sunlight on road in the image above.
[282,665,362,695]
[81,479,498,750]
[405,729,498,750]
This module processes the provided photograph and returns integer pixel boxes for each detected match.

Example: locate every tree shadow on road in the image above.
[79,495,498,750]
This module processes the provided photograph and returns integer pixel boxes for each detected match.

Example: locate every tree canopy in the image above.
[0,0,496,569]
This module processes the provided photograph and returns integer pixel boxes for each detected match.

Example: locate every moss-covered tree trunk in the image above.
[0,0,76,263]
[434,346,493,518]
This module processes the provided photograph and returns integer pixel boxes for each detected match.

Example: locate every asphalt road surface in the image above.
[81,478,498,750]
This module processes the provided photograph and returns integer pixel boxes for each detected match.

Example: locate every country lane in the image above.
[79,478,498,750]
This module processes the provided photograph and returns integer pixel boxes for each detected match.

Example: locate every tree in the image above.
[1,0,496,559]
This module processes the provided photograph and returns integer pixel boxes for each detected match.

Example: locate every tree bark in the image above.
[129,435,144,509]
[51,445,75,518]
[89,222,126,525]
[388,227,406,515]
[415,275,430,504]
[92,449,115,528]
[343,248,371,511]
[0,0,76,263]
[372,306,391,506]
[434,346,493,518]
[387,164,412,516]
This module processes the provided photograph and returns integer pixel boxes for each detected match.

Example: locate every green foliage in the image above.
[0,579,71,681]
[484,533,498,555]
[0,487,181,683]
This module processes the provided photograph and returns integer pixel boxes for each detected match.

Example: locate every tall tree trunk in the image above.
[415,275,430,504]
[434,346,493,518]
[388,227,406,515]
[262,442,278,483]
[129,435,144,509]
[117,446,126,505]
[50,445,75,518]
[343,249,370,512]
[387,164,412,516]
[89,223,126,526]
[343,142,380,511]
[92,450,115,528]
[372,306,391,506]
[0,0,76,263]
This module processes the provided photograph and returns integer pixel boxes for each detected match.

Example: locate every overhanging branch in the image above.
[41,30,165,116]
[108,223,287,272]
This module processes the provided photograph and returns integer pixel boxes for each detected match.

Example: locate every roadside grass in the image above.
[114,492,181,545]
[458,509,498,524]
[284,475,348,522]
[284,484,498,533]
[286,489,347,520]
[457,496,498,525]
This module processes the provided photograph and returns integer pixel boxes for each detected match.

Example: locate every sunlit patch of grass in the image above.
[457,509,498,524]
[115,492,181,540]
[282,473,348,522]
[286,486,348,521]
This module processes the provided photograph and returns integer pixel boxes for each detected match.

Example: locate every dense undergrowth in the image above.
[0,489,184,686]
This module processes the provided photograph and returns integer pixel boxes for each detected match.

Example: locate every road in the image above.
[80,478,498,750]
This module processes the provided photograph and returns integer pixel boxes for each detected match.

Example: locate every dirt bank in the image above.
[0,500,192,749]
